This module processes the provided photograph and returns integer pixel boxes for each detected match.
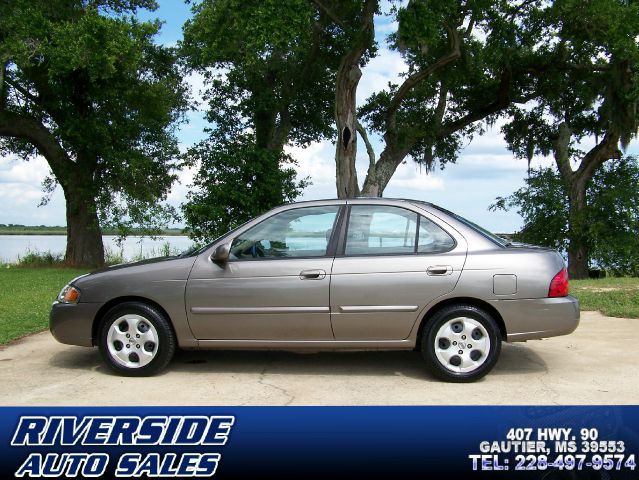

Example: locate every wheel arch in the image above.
[415,297,507,349]
[92,296,175,346]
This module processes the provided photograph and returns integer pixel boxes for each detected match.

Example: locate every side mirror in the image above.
[212,243,231,264]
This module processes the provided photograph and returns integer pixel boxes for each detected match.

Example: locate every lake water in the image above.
[0,235,195,263]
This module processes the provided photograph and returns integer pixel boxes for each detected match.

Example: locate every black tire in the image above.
[98,301,176,376]
[420,304,501,383]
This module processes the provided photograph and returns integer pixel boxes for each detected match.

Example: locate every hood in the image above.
[86,255,180,276]
[72,254,199,303]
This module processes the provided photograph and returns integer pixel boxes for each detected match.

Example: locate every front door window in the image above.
[230,206,340,260]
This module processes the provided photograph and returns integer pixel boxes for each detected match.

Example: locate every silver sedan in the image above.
[50,198,579,382]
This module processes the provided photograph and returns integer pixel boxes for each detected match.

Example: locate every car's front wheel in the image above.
[421,304,501,382]
[98,302,176,376]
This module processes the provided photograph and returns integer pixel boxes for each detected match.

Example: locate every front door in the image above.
[330,204,467,340]
[186,205,340,340]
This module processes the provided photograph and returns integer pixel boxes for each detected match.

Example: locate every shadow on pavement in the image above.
[49,342,547,380]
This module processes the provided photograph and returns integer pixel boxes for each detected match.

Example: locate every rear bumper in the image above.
[49,301,100,347]
[489,295,580,342]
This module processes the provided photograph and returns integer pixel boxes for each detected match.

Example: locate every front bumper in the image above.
[489,295,580,342]
[49,301,101,347]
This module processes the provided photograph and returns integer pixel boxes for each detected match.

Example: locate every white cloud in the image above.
[0,155,50,184]
[287,137,446,201]
[358,48,408,105]
[166,165,197,203]
[386,162,445,191]
[185,67,229,112]
[0,155,66,225]
[286,141,338,200]
[287,142,335,185]
[185,70,208,110]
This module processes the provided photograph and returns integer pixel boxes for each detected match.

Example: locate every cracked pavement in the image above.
[0,311,636,405]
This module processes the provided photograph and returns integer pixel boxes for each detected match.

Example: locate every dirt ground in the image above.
[0,311,636,405]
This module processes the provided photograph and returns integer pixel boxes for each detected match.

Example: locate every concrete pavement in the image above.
[0,311,636,405]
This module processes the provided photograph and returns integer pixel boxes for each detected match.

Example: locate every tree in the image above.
[500,0,639,278]
[182,135,307,243]
[310,0,378,198]
[0,0,187,266]
[180,0,343,242]
[312,0,554,198]
[491,158,639,276]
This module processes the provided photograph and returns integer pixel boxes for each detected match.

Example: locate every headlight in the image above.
[58,284,81,304]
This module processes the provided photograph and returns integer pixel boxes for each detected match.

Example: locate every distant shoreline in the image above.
[0,227,185,236]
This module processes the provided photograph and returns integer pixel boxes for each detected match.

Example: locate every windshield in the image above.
[424,204,510,247]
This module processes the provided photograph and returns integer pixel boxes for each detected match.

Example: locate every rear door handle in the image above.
[427,265,453,276]
[300,269,326,280]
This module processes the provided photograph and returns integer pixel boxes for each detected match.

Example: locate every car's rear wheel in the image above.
[98,302,175,376]
[421,304,501,382]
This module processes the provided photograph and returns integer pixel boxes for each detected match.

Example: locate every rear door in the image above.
[330,203,467,340]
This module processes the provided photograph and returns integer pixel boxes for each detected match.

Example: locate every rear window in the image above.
[344,205,455,255]
[425,204,509,247]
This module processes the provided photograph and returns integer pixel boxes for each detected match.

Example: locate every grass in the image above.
[104,242,185,265]
[9,241,186,269]
[0,243,186,344]
[571,277,639,318]
[0,239,185,344]
[0,267,636,346]
[0,267,87,344]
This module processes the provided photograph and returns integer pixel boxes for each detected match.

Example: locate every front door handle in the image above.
[427,265,453,276]
[300,269,326,280]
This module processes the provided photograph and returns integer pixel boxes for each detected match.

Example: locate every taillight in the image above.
[548,267,569,297]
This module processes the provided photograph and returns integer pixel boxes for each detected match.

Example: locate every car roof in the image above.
[285,197,439,208]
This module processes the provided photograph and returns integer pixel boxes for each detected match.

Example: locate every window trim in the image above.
[416,211,457,254]
[414,215,420,254]
[326,204,346,257]
[226,205,344,262]
[337,204,457,258]
[425,203,508,248]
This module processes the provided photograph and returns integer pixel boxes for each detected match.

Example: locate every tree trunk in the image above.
[552,122,621,279]
[63,181,105,268]
[566,179,589,279]
[334,56,362,198]
[0,110,105,267]
[324,0,377,199]
[361,149,405,197]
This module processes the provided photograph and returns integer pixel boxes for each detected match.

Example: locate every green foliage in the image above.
[16,249,65,268]
[588,158,639,275]
[492,0,639,278]
[491,167,568,251]
[182,0,337,144]
[180,0,340,241]
[491,157,639,276]
[0,1,188,245]
[501,0,639,162]
[359,0,547,169]
[104,247,126,266]
[182,135,308,243]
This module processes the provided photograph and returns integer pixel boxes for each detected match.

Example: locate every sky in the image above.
[0,0,637,233]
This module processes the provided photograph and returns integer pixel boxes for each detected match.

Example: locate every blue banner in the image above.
[0,406,637,478]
